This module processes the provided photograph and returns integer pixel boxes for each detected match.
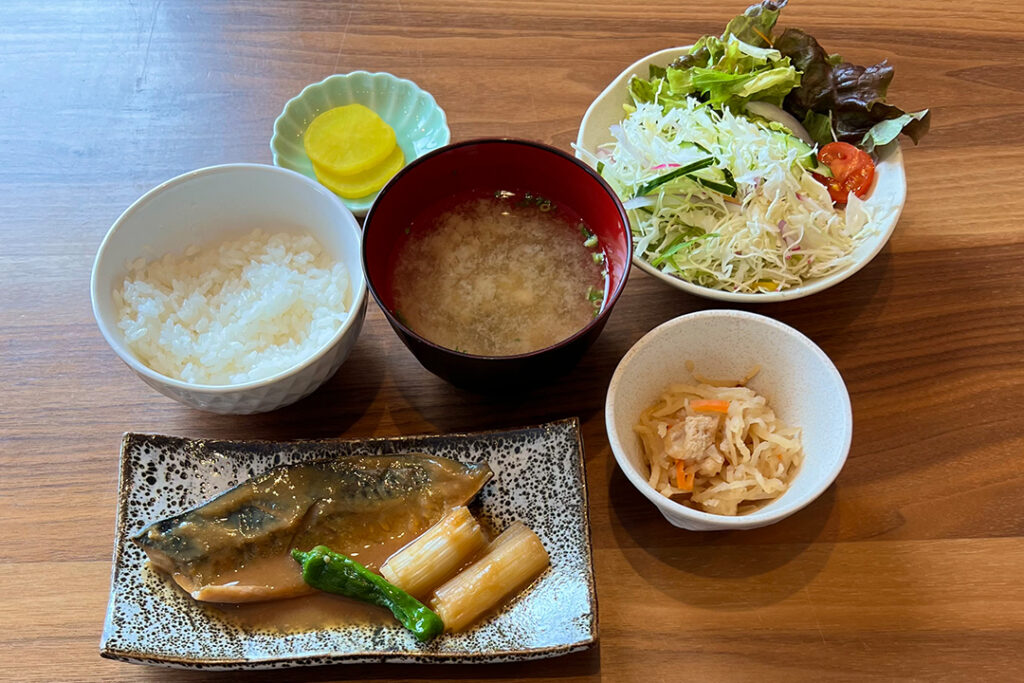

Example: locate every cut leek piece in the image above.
[430,521,549,632]
[380,506,487,600]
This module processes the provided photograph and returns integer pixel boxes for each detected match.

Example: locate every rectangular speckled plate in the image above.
[100,418,597,669]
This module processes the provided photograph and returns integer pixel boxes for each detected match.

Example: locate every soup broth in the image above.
[391,190,607,356]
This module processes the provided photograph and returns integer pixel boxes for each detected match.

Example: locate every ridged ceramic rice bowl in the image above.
[91,163,368,415]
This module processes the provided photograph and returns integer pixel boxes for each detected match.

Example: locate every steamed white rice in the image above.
[114,229,351,385]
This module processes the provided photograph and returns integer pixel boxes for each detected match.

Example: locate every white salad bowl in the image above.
[576,46,906,303]
[91,163,368,414]
[605,310,852,530]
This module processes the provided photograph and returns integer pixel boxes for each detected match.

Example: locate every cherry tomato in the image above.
[812,142,875,204]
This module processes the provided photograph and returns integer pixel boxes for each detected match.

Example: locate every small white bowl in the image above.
[271,72,450,217]
[605,310,851,530]
[91,163,368,414]
[576,46,906,303]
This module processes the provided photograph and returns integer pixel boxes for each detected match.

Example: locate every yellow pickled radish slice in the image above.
[312,144,405,199]
[304,103,396,176]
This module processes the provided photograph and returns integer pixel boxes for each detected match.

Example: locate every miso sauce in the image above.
[391,190,608,356]
[203,535,417,632]
[214,592,390,633]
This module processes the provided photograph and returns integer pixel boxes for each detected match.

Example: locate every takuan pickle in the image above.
[303,103,405,198]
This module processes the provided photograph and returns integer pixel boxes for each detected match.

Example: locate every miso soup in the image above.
[391,190,608,356]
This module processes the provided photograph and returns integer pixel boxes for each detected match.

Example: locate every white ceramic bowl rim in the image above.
[576,45,907,303]
[605,309,852,527]
[90,162,369,395]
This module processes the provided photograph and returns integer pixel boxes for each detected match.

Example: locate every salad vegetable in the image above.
[640,0,930,151]
[583,0,925,293]
[774,26,930,149]
[814,142,875,204]
[588,98,874,292]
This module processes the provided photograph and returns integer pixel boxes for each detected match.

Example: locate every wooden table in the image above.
[2,0,1022,680]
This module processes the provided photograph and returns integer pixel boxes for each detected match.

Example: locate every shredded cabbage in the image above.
[592,97,877,293]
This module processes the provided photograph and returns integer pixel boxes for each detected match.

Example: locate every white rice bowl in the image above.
[91,163,368,414]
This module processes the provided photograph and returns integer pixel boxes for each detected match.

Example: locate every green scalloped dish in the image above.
[271,72,450,217]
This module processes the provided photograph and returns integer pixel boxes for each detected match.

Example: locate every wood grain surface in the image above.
[2,0,1022,680]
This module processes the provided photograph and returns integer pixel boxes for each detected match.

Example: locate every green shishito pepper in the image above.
[291,545,444,642]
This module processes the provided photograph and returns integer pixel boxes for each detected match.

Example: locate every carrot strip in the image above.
[689,399,730,414]
[675,461,694,491]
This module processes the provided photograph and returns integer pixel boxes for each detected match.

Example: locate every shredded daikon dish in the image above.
[587,97,878,293]
[634,367,803,515]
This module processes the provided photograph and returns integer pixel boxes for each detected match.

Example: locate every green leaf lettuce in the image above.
[624,0,929,153]
[633,26,800,111]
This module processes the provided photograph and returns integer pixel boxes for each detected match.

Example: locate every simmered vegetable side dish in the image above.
[583,0,929,293]
[634,366,804,515]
